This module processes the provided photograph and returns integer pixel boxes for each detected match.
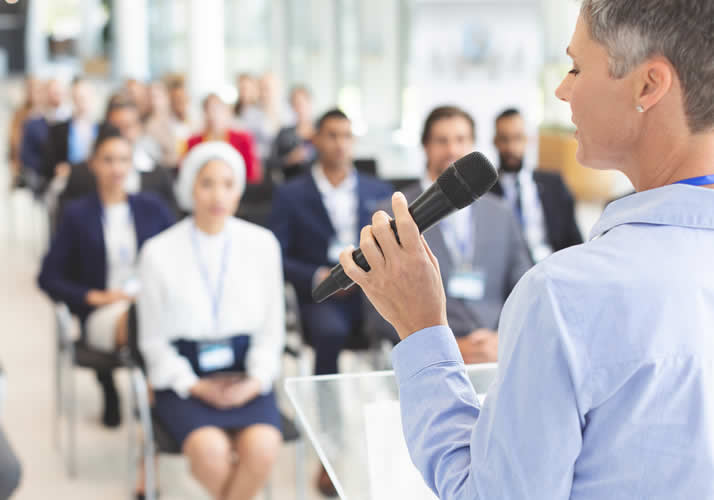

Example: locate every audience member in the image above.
[125,78,152,123]
[490,108,583,261]
[235,73,278,159]
[138,142,283,500]
[145,81,182,167]
[37,125,175,429]
[269,85,317,181]
[60,94,180,216]
[234,73,259,118]
[42,76,97,181]
[41,77,98,215]
[8,76,42,185]
[188,93,262,184]
[370,106,532,364]
[166,75,195,143]
[19,78,70,191]
[271,109,392,376]
[270,109,391,496]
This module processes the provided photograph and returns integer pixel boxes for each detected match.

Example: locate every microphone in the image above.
[312,151,499,303]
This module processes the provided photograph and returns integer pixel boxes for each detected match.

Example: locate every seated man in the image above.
[490,108,583,262]
[270,109,392,496]
[270,109,393,375]
[370,106,532,364]
[58,94,180,218]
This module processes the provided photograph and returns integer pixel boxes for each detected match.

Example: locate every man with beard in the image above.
[490,108,582,262]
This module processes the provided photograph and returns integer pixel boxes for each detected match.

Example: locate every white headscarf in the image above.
[175,141,246,212]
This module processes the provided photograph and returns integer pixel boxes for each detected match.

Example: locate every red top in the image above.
[186,130,262,184]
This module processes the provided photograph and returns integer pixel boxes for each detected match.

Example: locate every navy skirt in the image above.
[153,335,281,448]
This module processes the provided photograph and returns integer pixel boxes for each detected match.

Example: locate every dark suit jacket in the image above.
[41,120,71,182]
[368,184,533,342]
[58,163,180,219]
[19,117,49,176]
[41,119,96,182]
[490,170,583,253]
[38,192,175,322]
[269,170,393,304]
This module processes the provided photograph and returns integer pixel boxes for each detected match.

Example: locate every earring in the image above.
[636,105,645,113]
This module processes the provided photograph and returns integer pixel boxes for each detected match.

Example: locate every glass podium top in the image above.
[285,363,497,500]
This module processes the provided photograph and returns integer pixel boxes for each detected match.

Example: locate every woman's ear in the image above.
[635,57,674,112]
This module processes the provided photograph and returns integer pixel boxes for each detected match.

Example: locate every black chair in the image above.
[236,177,276,228]
[125,305,305,500]
[53,303,127,477]
[389,177,420,192]
[354,158,378,177]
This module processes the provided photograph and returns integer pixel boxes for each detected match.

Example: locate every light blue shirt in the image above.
[392,184,714,499]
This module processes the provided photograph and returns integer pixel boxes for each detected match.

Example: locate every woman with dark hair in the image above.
[38,124,175,429]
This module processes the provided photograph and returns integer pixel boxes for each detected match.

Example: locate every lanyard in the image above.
[191,223,232,333]
[441,207,476,269]
[675,175,714,186]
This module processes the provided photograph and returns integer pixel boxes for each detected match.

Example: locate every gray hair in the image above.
[581,0,714,133]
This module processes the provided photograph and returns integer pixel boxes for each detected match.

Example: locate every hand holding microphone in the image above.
[340,193,451,340]
[318,152,499,339]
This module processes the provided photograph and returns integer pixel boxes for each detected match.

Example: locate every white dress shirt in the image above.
[500,169,553,262]
[102,202,138,294]
[137,217,285,398]
[313,164,359,248]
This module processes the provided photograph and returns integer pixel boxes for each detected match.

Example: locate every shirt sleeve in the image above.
[245,234,286,394]
[391,267,588,499]
[137,241,199,398]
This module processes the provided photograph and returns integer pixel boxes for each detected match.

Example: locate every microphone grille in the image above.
[437,152,499,209]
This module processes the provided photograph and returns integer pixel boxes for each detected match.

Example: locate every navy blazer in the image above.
[20,117,49,175]
[38,192,175,322]
[269,171,393,303]
[490,170,583,253]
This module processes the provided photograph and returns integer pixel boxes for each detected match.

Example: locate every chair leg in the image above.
[130,368,156,500]
[54,340,63,450]
[67,357,77,478]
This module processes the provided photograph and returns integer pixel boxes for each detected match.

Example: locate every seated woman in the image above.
[137,142,284,499]
[38,124,175,429]
[187,93,262,185]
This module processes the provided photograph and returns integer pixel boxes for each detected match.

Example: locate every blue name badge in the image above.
[198,341,235,373]
[447,270,486,301]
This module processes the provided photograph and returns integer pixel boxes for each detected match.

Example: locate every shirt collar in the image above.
[590,184,714,240]
[312,163,357,194]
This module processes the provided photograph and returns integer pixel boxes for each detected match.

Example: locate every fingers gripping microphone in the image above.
[312,152,499,303]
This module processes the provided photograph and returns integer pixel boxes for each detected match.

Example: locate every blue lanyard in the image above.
[675,175,714,186]
[191,223,232,333]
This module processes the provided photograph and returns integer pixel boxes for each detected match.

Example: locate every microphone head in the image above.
[437,152,499,209]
